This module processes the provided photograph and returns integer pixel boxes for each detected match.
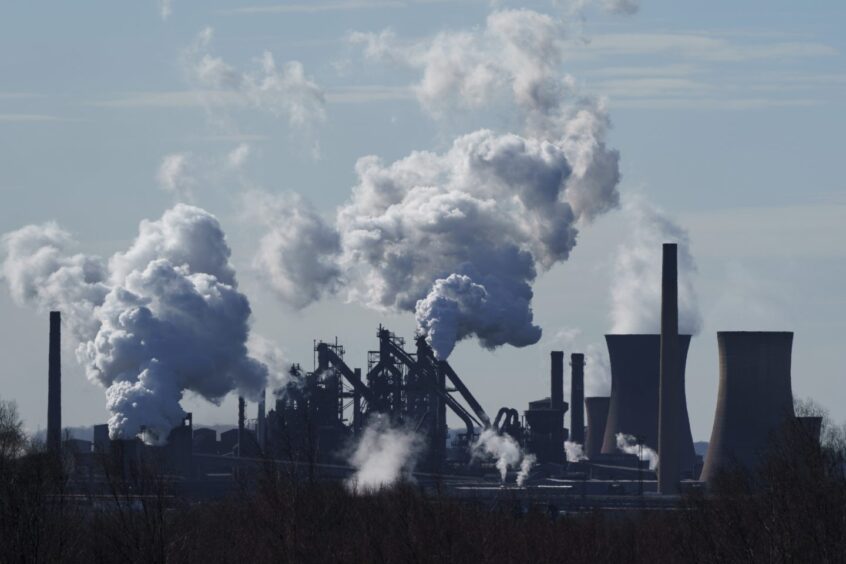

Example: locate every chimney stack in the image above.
[658,243,681,494]
[237,396,245,457]
[48,311,62,454]
[570,353,585,445]
[550,351,564,411]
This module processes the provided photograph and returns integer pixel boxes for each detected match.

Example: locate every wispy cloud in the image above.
[0,113,78,123]
[222,1,406,14]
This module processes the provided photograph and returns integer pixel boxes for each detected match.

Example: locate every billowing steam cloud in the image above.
[616,432,659,470]
[346,416,424,494]
[0,205,268,443]
[565,440,588,462]
[472,429,534,485]
[611,200,702,335]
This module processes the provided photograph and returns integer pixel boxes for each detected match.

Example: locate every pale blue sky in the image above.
[1,0,844,440]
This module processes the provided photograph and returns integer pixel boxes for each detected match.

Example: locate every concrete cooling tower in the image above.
[600,334,697,474]
[585,396,610,460]
[700,331,795,484]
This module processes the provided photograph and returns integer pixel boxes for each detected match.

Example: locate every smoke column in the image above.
[616,432,659,470]
[472,428,534,485]
[257,9,623,360]
[611,200,701,335]
[1,204,268,443]
[346,416,424,494]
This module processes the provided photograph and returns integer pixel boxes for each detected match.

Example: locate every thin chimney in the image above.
[658,243,681,494]
[570,353,585,445]
[550,351,564,411]
[47,311,62,454]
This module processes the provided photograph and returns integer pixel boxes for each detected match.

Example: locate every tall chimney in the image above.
[237,395,245,457]
[550,351,564,411]
[700,332,795,484]
[658,243,681,494]
[570,353,585,445]
[585,396,610,459]
[47,311,62,454]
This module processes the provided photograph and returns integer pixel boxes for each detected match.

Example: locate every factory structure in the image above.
[43,243,814,498]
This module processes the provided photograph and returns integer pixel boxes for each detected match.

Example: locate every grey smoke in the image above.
[346,416,424,494]
[611,199,702,335]
[1,204,268,443]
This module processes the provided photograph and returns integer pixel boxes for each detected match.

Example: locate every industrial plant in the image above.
[36,243,814,506]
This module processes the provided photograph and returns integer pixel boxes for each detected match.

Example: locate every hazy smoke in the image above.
[1,205,268,443]
[516,454,536,487]
[246,191,341,309]
[346,416,424,494]
[616,432,659,470]
[611,200,702,335]
[472,428,534,484]
[565,440,588,462]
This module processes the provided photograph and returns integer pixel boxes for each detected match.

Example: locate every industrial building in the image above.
[41,241,816,499]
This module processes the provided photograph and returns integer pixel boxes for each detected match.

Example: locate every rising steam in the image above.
[346,416,424,494]
[0,205,268,443]
[257,9,622,360]
[616,432,659,470]
[565,441,588,462]
[472,428,534,486]
[611,200,702,335]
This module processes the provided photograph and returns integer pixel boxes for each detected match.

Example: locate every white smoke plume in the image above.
[616,432,659,471]
[0,205,268,443]
[516,453,536,487]
[245,191,341,309]
[251,9,621,359]
[610,199,702,335]
[346,416,424,494]
[565,440,588,462]
[183,27,326,155]
[472,428,534,485]
[584,343,611,397]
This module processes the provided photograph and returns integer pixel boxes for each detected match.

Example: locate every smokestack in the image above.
[238,395,245,457]
[658,243,681,494]
[550,351,564,411]
[585,396,610,459]
[700,332,795,484]
[47,311,61,454]
[601,334,696,474]
[570,353,585,445]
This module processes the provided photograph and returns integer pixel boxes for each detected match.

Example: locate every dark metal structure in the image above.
[601,334,696,476]
[48,311,61,454]
[570,353,585,445]
[585,396,610,459]
[523,351,568,464]
[700,331,795,484]
[658,243,681,494]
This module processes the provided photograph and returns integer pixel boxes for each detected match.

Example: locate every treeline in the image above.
[2,397,846,563]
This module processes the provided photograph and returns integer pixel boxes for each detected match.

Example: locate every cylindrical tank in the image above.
[601,334,696,474]
[700,332,795,484]
[585,396,610,459]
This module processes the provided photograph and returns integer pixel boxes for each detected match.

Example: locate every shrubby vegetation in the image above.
[2,397,846,563]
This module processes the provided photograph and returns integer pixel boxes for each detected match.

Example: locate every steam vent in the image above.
[700,331,795,484]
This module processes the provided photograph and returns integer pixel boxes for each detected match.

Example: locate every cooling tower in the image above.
[585,396,610,459]
[601,334,696,474]
[658,243,681,494]
[700,332,795,484]
[570,353,585,444]
[47,311,61,454]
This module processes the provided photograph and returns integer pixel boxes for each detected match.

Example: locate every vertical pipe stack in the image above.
[570,353,585,445]
[658,243,681,494]
[550,351,564,411]
[237,395,245,457]
[585,397,610,459]
[47,311,62,454]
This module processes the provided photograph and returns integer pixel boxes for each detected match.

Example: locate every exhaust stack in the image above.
[48,311,61,454]
[700,332,795,484]
[570,353,585,445]
[658,243,681,494]
[550,351,564,411]
[585,397,610,459]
